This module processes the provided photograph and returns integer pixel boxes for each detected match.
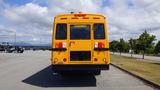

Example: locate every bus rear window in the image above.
[70,25,90,40]
[56,24,67,39]
[94,24,105,39]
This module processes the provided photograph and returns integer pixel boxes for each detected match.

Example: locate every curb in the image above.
[110,63,160,89]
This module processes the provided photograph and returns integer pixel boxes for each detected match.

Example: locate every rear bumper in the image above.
[52,64,109,71]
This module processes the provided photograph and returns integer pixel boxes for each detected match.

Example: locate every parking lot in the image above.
[0,51,155,90]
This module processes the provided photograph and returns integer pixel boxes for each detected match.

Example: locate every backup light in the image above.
[103,58,106,62]
[54,58,58,62]
[62,42,66,48]
[95,42,98,48]
[53,58,58,64]
[102,58,108,64]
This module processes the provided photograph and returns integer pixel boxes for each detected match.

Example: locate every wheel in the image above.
[93,70,101,75]
[19,50,24,53]
[59,71,71,76]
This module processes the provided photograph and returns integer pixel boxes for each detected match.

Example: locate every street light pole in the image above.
[131,38,133,58]
[14,31,16,48]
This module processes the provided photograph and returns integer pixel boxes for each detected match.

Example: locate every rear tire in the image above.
[93,70,101,75]
[60,71,68,76]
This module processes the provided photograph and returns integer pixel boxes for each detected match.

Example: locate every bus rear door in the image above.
[68,24,93,63]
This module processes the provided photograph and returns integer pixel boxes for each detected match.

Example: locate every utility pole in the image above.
[130,38,133,58]
[14,31,16,48]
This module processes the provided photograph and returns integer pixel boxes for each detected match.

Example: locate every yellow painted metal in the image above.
[51,13,110,65]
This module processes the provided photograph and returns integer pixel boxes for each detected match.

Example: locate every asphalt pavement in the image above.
[0,51,155,90]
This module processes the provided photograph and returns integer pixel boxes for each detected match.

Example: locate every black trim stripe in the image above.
[94,48,109,51]
[51,48,67,51]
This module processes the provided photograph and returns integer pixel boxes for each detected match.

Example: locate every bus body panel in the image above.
[51,13,110,72]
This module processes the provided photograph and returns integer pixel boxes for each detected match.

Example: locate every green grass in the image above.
[111,55,160,84]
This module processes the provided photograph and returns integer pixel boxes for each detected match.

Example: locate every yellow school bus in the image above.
[51,12,110,75]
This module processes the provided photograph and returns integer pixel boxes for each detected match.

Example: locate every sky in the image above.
[0,0,160,45]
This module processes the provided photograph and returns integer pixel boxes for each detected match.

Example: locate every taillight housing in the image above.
[55,42,66,48]
[95,42,105,48]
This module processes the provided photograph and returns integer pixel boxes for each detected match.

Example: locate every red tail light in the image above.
[63,58,67,62]
[60,17,67,20]
[94,58,98,62]
[55,42,66,48]
[56,42,62,48]
[98,42,104,48]
[58,42,63,48]
[74,14,86,17]
[93,17,100,19]
[95,42,105,48]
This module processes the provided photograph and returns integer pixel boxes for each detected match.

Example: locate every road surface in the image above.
[0,51,155,90]
[112,52,160,62]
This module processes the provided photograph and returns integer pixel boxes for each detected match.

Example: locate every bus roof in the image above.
[54,13,106,23]
[55,13,105,18]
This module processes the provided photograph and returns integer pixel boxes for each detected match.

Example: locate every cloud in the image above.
[0,25,15,42]
[4,3,51,26]
[3,3,52,44]
[103,0,160,40]
[46,0,103,14]
[0,0,160,44]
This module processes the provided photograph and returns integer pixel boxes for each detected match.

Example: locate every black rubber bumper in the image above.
[52,64,109,71]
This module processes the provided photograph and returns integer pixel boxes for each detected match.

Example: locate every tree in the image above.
[154,41,160,54]
[110,39,129,55]
[124,41,130,52]
[137,30,156,59]
[117,38,126,55]
[110,40,119,54]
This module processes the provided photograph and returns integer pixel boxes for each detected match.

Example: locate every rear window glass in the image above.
[70,25,90,40]
[94,24,105,39]
[56,24,67,39]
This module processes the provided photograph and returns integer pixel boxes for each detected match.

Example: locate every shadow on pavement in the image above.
[22,65,96,87]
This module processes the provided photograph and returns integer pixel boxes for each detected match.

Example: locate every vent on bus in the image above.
[70,51,91,61]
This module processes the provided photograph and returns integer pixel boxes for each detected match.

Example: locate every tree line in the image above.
[110,30,160,58]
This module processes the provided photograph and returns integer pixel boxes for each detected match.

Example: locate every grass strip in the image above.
[111,55,160,84]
